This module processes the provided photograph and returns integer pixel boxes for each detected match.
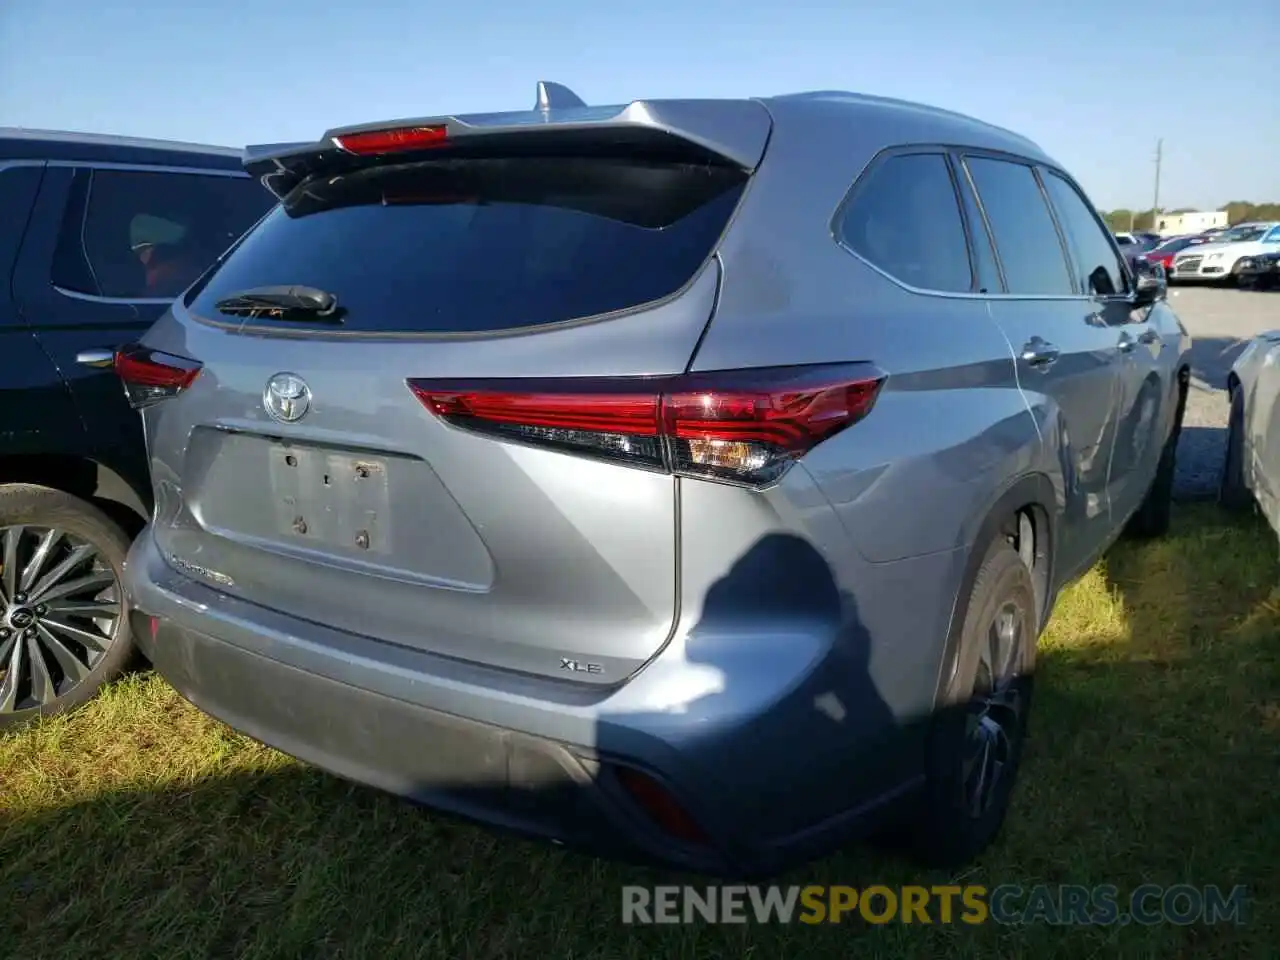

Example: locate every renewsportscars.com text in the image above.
[621,883,1248,926]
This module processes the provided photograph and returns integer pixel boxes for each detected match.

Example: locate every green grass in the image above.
[3,504,1279,958]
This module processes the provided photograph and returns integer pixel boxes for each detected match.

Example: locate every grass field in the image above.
[3,504,1278,959]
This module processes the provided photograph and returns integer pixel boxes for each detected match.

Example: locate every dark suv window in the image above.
[963,156,1074,296]
[52,169,274,301]
[1042,172,1129,296]
[187,156,748,334]
[837,152,973,293]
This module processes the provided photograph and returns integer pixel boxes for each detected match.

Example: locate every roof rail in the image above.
[535,81,586,112]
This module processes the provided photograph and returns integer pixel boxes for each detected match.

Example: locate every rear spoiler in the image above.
[243,81,773,199]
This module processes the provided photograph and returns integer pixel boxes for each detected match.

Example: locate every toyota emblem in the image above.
[263,373,312,423]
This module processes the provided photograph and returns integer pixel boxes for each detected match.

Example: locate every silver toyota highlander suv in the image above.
[118,82,1191,876]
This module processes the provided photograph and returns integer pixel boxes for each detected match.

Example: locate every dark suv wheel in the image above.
[0,484,135,729]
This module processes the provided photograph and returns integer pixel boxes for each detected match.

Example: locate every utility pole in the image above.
[1152,138,1163,228]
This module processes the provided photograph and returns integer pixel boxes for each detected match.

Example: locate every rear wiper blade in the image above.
[214,285,342,322]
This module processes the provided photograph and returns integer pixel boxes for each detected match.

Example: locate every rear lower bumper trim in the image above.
[135,611,732,874]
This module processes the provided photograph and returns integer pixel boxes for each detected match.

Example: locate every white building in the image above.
[1155,210,1229,236]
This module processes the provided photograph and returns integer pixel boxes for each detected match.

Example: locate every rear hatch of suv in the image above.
[128,97,771,684]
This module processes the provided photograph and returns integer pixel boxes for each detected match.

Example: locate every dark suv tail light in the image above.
[114,344,203,409]
[408,364,884,488]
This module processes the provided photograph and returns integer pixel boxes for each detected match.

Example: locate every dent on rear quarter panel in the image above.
[692,99,1042,563]
[658,451,966,817]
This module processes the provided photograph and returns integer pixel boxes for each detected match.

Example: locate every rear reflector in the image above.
[409,364,884,488]
[113,344,202,410]
[333,125,448,155]
[613,767,708,846]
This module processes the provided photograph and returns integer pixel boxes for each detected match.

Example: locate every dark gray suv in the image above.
[120,83,1191,876]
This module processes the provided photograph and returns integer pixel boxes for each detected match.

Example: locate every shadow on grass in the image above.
[3,509,1278,960]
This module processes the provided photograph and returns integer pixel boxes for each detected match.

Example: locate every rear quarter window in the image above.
[836,152,974,293]
[187,156,748,334]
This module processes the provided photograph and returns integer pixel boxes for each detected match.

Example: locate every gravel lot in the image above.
[1171,285,1280,499]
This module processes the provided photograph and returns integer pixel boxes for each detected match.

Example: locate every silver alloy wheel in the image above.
[0,525,121,713]
[962,598,1027,817]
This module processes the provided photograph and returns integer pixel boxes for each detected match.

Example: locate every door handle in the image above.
[1117,332,1136,352]
[1020,338,1060,369]
[75,349,115,369]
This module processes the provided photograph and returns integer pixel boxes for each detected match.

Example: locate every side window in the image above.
[963,156,1075,296]
[51,168,274,300]
[1264,227,1280,244]
[1041,171,1129,297]
[837,152,973,293]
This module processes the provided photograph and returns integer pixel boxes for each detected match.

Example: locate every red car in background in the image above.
[1139,234,1210,275]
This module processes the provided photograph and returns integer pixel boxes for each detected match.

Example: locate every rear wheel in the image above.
[1220,383,1253,512]
[0,484,134,730]
[907,538,1036,867]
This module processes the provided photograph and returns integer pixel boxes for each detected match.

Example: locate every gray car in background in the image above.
[119,82,1192,876]
[1223,330,1280,540]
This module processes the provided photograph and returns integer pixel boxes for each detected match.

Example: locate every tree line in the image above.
[1101,201,1280,233]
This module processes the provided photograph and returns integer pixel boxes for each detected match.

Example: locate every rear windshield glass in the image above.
[187,156,747,334]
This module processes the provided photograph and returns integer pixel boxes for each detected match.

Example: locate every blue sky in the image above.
[2,0,1275,211]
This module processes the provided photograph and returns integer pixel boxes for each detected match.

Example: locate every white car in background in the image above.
[1170,222,1280,284]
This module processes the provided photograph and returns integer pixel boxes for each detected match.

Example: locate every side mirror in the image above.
[1132,260,1166,306]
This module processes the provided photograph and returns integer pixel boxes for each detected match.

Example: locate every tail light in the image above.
[113,344,202,409]
[613,767,708,846]
[333,125,448,155]
[408,363,884,488]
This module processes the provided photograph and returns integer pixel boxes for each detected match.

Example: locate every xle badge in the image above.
[560,658,603,675]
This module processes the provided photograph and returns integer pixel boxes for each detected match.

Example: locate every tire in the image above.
[0,484,135,731]
[906,537,1037,867]
[1124,381,1185,539]
[1219,383,1253,512]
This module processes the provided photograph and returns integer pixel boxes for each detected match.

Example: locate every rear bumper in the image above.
[126,530,946,876]
[134,614,685,867]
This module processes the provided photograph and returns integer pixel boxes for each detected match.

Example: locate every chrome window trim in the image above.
[47,159,248,178]
[52,285,175,306]
[833,242,1096,302]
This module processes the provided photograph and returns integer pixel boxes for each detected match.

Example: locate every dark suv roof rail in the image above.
[0,127,245,168]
